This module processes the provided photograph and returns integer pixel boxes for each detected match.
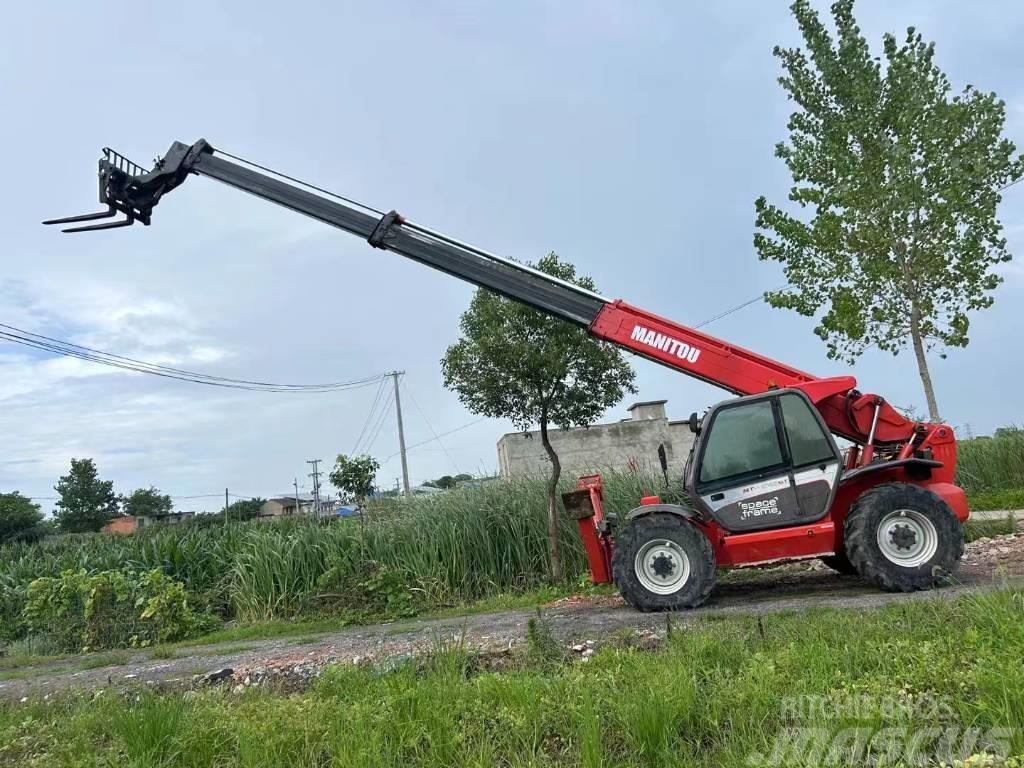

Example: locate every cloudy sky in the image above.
[2,1,1022,512]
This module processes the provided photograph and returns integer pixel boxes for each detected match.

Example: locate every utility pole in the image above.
[307,458,322,517]
[294,478,301,517]
[224,488,229,526]
[390,370,411,495]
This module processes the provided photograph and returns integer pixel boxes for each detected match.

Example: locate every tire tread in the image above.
[612,514,717,611]
[844,482,963,593]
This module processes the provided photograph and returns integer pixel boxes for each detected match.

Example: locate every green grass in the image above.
[0,649,133,682]
[969,488,1024,512]
[3,588,1023,767]
[0,582,607,676]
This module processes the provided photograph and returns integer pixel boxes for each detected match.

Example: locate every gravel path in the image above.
[3,529,1022,703]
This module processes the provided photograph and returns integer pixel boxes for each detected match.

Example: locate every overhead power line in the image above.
[405,383,461,474]
[693,284,791,329]
[0,322,385,393]
[362,389,396,454]
[383,417,487,461]
[351,378,388,453]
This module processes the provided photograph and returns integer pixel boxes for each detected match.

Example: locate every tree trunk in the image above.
[539,414,563,583]
[909,305,941,422]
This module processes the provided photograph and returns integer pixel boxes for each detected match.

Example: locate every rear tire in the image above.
[612,514,716,611]
[844,482,963,592]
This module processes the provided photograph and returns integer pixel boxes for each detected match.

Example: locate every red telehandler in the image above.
[45,139,968,611]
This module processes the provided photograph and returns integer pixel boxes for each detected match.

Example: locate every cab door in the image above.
[687,390,841,532]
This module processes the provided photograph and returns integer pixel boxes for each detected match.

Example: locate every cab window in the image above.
[699,400,783,484]
[779,393,835,467]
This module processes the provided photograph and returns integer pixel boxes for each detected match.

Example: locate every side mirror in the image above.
[688,412,701,434]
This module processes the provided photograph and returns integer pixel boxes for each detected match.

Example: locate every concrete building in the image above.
[496,400,695,479]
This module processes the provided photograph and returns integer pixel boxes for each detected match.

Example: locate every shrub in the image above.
[312,561,421,621]
[0,579,24,644]
[22,569,210,652]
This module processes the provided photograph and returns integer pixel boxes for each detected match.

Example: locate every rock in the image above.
[581,648,595,659]
[204,668,233,685]
[571,644,585,653]
[124,673,138,680]
[633,629,664,652]
[232,684,245,694]
[19,696,27,704]
[243,676,251,686]
[584,640,595,649]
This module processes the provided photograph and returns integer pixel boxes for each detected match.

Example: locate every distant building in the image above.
[496,400,695,479]
[102,516,137,535]
[101,511,195,535]
[258,493,337,519]
[259,494,315,519]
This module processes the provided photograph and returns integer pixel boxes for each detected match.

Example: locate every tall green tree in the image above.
[53,458,119,533]
[441,252,636,581]
[120,487,173,518]
[0,491,44,543]
[329,454,380,502]
[755,0,1023,422]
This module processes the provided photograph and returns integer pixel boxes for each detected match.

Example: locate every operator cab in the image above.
[684,389,843,532]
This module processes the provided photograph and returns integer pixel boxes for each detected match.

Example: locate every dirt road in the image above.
[3,530,1022,703]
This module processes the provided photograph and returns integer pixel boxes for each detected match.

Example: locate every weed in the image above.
[525,608,562,669]
[114,693,187,768]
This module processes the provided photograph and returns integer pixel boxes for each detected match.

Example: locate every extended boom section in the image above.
[44,138,955,477]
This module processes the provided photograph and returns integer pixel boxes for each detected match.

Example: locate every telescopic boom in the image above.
[44,139,957,477]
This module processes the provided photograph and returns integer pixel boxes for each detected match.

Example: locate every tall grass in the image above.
[0,470,675,634]
[957,432,1024,493]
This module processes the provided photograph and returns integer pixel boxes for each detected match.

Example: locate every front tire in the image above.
[612,514,716,611]
[844,482,963,592]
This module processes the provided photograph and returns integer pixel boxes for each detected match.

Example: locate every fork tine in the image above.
[42,206,117,226]
[61,215,135,233]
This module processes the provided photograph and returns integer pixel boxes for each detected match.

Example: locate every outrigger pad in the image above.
[561,489,596,520]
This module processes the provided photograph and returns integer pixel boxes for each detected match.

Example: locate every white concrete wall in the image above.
[497,402,695,480]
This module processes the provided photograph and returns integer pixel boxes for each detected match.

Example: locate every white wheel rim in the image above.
[634,539,691,595]
[876,509,938,567]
